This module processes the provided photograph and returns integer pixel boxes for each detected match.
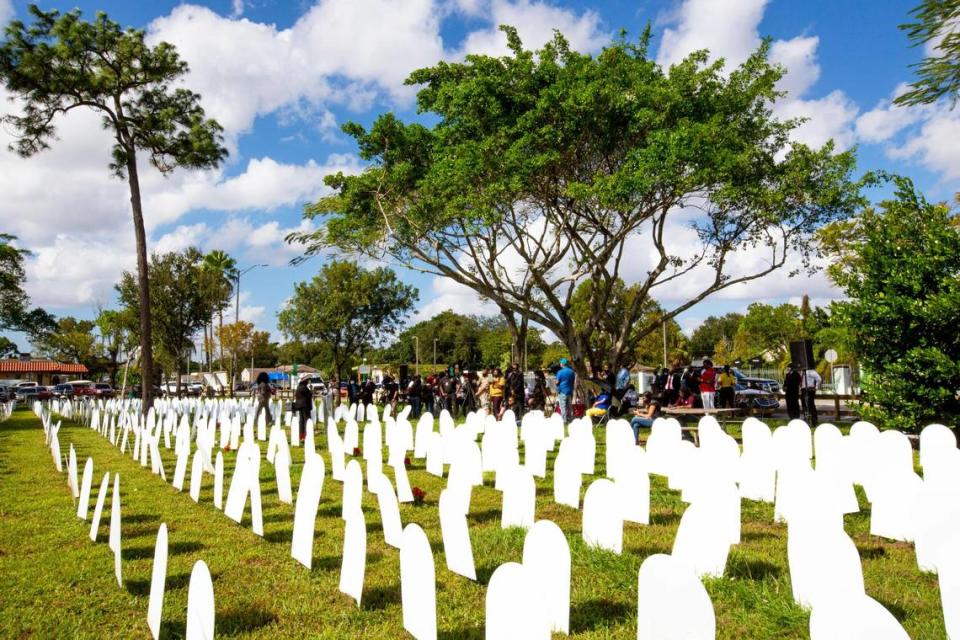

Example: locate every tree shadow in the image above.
[121,541,204,561]
[263,529,293,544]
[570,598,633,634]
[648,511,680,526]
[437,626,484,640]
[362,583,401,610]
[125,513,161,524]
[726,557,782,581]
[857,545,886,560]
[467,509,500,525]
[313,555,342,571]
[125,571,193,596]
[741,530,776,542]
[217,605,278,636]
[262,512,292,524]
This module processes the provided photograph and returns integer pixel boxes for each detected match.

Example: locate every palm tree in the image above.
[202,250,238,377]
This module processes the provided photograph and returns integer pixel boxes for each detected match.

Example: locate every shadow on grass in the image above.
[570,598,632,634]
[262,512,292,524]
[857,545,887,560]
[122,541,205,561]
[313,555,342,571]
[263,529,293,544]
[467,509,500,525]
[126,571,193,596]
[363,583,401,610]
[726,557,782,581]
[437,626,484,640]
[217,605,278,636]
[125,513,160,525]
[648,511,681,526]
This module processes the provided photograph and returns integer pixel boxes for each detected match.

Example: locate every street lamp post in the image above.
[235,264,268,323]
[433,338,438,374]
[232,264,267,389]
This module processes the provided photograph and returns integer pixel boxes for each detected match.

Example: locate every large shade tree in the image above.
[895,0,960,107]
[0,233,55,344]
[823,177,960,431]
[291,28,863,381]
[117,248,220,395]
[0,6,227,412]
[277,260,418,379]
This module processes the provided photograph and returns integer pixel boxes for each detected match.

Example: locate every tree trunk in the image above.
[126,154,154,414]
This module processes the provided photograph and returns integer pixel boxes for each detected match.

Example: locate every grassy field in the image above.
[0,407,947,639]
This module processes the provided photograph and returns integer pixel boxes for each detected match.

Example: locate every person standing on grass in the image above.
[293,377,312,440]
[555,358,576,423]
[489,368,505,418]
[802,366,822,426]
[253,371,272,426]
[407,374,422,418]
[699,359,717,409]
[529,370,547,412]
[326,377,338,422]
[506,362,525,418]
[717,365,736,408]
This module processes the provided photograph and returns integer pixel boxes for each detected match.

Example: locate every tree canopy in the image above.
[292,27,863,378]
[0,5,227,410]
[688,313,743,360]
[277,260,418,378]
[895,0,960,107]
[824,177,960,430]
[0,233,55,343]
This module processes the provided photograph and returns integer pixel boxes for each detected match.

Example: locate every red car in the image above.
[70,381,98,397]
[93,383,115,398]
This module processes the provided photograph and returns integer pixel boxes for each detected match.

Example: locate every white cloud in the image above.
[656,0,857,151]
[456,0,607,57]
[657,0,767,70]
[237,291,266,327]
[25,233,136,308]
[890,109,960,180]
[774,90,859,150]
[0,0,13,26]
[412,277,499,323]
[230,0,245,18]
[856,92,924,144]
[769,35,820,96]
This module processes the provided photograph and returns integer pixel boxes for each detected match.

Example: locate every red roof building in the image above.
[0,359,89,385]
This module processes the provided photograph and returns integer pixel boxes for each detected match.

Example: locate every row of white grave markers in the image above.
[36,403,219,640]
[44,397,958,639]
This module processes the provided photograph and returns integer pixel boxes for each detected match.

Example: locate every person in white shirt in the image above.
[801,368,822,426]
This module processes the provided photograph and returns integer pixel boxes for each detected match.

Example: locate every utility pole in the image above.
[662,319,668,368]
[433,338,437,374]
[414,335,420,375]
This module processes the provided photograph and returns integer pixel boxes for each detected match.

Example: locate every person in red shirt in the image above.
[699,359,717,409]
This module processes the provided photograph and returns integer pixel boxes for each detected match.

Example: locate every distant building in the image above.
[0,359,89,385]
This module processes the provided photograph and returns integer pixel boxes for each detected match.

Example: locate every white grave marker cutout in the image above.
[147,523,168,640]
[89,472,110,541]
[109,473,122,586]
[637,554,716,640]
[186,560,215,640]
[400,523,437,640]
[809,594,910,640]
[342,460,363,520]
[291,453,326,569]
[339,510,367,606]
[501,466,535,529]
[582,479,623,553]
[189,452,204,503]
[223,442,264,536]
[522,520,570,634]
[275,448,293,504]
[375,476,404,548]
[213,452,224,510]
[77,458,94,520]
[486,562,550,640]
[439,489,476,580]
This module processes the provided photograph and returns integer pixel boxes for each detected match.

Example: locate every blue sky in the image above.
[1,0,958,353]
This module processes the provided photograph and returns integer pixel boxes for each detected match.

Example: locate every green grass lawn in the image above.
[0,407,947,639]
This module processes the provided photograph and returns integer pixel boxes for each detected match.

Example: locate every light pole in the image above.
[234,264,268,323]
[433,338,438,374]
[232,264,267,389]
[414,336,420,375]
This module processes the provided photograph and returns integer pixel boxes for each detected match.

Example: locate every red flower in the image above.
[404,456,411,467]
[412,486,426,506]
[353,447,362,456]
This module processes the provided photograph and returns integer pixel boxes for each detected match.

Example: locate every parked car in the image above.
[15,386,40,401]
[93,383,115,398]
[54,383,75,398]
[15,380,38,388]
[299,374,326,395]
[733,369,781,411]
[70,381,98,397]
[0,385,14,402]
[36,386,54,400]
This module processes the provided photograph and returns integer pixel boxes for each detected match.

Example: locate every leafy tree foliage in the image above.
[277,260,418,378]
[732,303,803,364]
[35,316,98,364]
[217,321,253,389]
[895,0,960,107]
[117,248,221,394]
[686,313,743,360]
[0,6,227,410]
[201,250,237,369]
[376,311,546,371]
[0,233,55,342]
[825,178,960,430]
[291,27,863,381]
